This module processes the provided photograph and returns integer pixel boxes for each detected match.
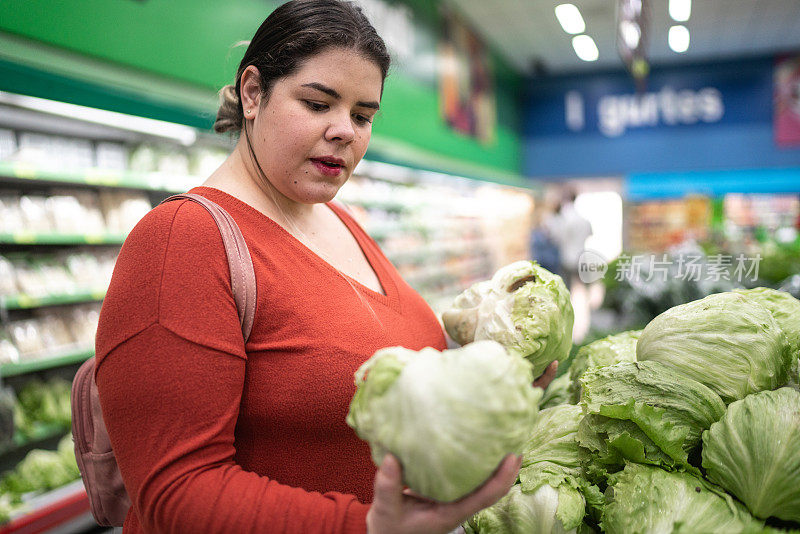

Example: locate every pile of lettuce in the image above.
[0,435,80,524]
[350,259,800,532]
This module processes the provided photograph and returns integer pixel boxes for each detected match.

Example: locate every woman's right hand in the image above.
[366,453,521,534]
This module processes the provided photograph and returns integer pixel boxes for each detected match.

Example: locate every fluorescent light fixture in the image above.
[572,35,599,61]
[668,25,690,53]
[669,0,691,21]
[0,91,198,145]
[619,19,641,49]
[555,4,586,34]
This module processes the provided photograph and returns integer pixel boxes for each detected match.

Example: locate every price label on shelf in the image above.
[13,162,37,180]
[11,231,36,243]
[85,168,122,186]
[15,294,36,308]
[84,234,105,244]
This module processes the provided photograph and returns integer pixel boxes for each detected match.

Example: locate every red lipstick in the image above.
[310,156,345,177]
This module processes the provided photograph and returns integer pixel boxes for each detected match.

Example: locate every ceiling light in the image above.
[555,4,586,34]
[669,0,691,22]
[0,91,198,145]
[619,20,641,49]
[572,35,599,61]
[668,25,690,53]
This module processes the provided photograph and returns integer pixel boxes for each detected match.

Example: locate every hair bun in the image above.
[214,84,243,134]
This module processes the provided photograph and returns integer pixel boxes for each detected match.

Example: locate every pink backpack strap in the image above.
[160,193,257,341]
[71,192,257,527]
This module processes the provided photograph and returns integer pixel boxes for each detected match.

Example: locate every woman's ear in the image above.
[240,65,262,117]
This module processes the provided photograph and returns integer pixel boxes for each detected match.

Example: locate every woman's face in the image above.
[242,48,383,205]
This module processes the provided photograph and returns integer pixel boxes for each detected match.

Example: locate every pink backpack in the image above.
[71,193,257,527]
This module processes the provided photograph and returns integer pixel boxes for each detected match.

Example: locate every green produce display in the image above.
[602,463,763,534]
[442,261,574,377]
[568,330,640,403]
[0,435,80,524]
[13,377,73,438]
[0,386,14,449]
[520,405,585,494]
[346,340,539,502]
[702,388,800,522]
[539,372,572,409]
[350,282,800,532]
[579,361,726,472]
[733,287,800,356]
[465,484,581,534]
[636,292,791,403]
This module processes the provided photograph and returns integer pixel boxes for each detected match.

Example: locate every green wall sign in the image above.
[0,0,524,178]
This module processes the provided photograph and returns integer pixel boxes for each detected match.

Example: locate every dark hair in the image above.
[214,0,391,134]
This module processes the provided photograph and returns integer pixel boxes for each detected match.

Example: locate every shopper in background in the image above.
[529,200,562,277]
[546,191,593,342]
[94,1,523,533]
[546,191,592,289]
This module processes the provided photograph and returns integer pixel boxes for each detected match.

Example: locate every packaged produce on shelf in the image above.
[0,188,153,237]
[128,143,158,173]
[0,250,117,299]
[15,133,93,172]
[2,304,100,363]
[0,129,17,161]
[95,142,128,171]
[98,190,151,234]
[5,319,47,358]
[18,195,52,233]
[47,189,106,235]
[0,334,20,365]
[68,303,102,345]
[0,193,25,234]
[62,249,117,290]
[189,147,229,178]
[0,256,16,295]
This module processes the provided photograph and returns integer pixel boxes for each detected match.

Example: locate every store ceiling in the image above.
[447,0,800,75]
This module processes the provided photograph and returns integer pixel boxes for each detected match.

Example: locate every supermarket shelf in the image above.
[1,290,106,311]
[1,348,94,377]
[0,233,126,246]
[0,480,93,534]
[0,424,67,459]
[0,160,193,193]
[341,196,406,212]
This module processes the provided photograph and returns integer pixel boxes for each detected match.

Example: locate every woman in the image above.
[95,1,521,532]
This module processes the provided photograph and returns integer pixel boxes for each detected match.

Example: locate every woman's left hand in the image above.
[533,361,558,390]
[366,453,521,534]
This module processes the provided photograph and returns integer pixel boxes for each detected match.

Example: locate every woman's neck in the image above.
[204,139,318,227]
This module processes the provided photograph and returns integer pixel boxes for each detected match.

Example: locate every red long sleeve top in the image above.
[95,186,447,533]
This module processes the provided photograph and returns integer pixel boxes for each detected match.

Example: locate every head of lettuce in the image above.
[346,341,540,502]
[442,261,574,377]
[636,291,792,403]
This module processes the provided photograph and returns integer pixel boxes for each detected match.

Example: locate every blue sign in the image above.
[524,56,800,180]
